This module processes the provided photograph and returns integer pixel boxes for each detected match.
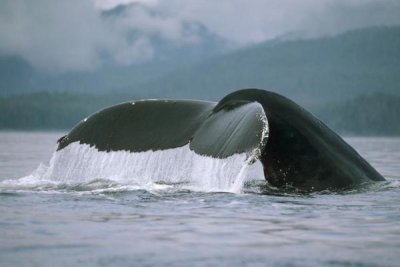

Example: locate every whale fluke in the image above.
[57,89,385,191]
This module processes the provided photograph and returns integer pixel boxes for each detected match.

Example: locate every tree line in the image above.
[0,91,399,135]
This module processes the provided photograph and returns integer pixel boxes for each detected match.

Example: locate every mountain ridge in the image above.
[134,26,400,106]
[0,26,399,108]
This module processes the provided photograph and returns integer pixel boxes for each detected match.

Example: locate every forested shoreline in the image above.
[1,91,399,135]
[315,93,400,136]
[0,92,127,130]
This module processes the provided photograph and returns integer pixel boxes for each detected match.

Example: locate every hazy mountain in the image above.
[137,26,400,107]
[2,26,399,105]
[0,13,228,95]
[1,25,400,133]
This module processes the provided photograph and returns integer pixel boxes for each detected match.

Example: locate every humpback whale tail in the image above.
[56,89,384,192]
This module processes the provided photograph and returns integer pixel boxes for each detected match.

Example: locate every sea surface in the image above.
[0,131,399,267]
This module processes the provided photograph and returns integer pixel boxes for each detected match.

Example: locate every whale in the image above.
[57,89,385,191]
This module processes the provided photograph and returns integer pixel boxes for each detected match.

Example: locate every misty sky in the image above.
[1,0,399,72]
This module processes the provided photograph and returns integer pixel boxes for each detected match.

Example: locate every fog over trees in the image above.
[0,26,399,135]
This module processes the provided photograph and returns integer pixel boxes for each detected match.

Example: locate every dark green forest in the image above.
[1,91,399,135]
[0,92,126,130]
[315,93,400,136]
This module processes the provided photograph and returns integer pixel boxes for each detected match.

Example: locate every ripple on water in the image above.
[0,134,400,266]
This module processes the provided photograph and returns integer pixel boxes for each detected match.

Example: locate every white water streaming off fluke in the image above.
[3,142,264,193]
[1,108,268,194]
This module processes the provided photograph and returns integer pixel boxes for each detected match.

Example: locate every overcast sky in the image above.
[1,0,399,72]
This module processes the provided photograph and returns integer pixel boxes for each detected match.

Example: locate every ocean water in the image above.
[0,131,399,266]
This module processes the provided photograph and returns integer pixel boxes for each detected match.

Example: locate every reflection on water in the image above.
[0,132,399,266]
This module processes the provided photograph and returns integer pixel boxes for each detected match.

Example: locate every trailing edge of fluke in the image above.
[57,89,385,191]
